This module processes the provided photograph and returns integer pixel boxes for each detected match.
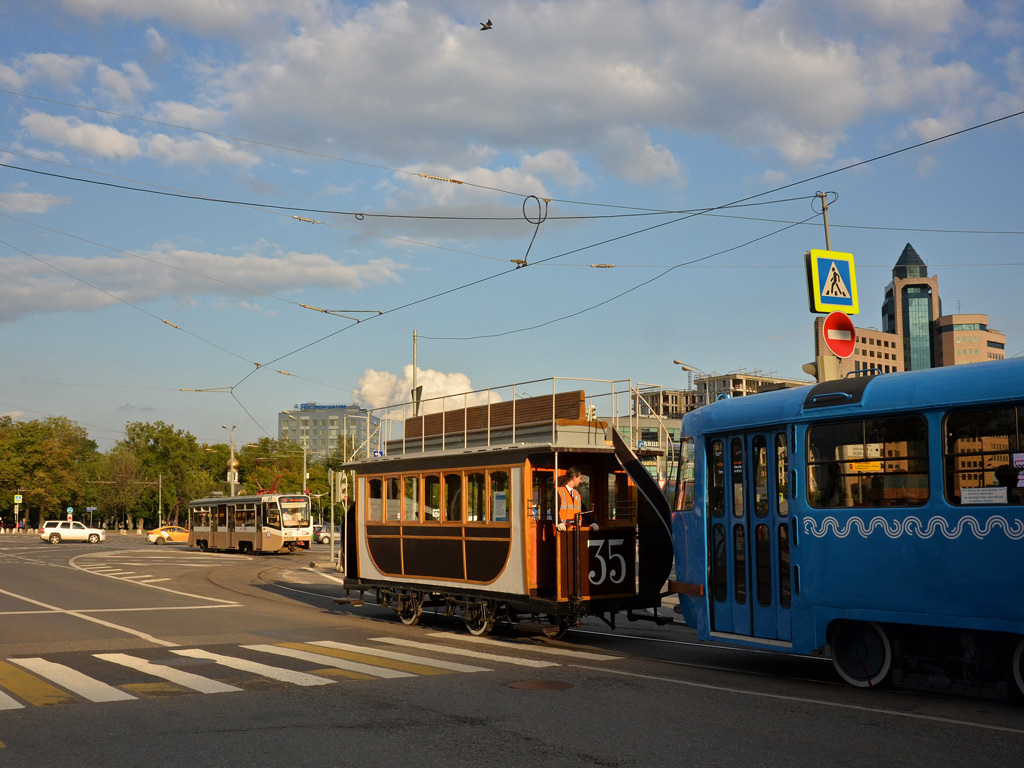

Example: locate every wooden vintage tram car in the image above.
[341,384,674,636]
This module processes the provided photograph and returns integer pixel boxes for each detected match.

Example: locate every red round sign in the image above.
[822,311,856,358]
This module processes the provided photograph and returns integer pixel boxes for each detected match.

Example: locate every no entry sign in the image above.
[822,311,856,358]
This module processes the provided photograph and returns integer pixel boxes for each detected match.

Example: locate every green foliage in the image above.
[0,416,344,528]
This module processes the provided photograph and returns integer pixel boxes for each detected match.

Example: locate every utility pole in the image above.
[816,191,832,251]
[412,329,421,417]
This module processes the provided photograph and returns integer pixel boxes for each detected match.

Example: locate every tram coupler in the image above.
[331,588,365,607]
[626,607,672,626]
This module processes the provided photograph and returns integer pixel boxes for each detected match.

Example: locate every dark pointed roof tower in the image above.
[893,243,927,279]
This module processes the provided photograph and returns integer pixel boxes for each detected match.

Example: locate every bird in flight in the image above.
[480,19,492,30]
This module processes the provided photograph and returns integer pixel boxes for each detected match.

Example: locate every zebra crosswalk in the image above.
[0,633,618,711]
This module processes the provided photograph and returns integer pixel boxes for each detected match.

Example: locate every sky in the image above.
[1,0,1023,451]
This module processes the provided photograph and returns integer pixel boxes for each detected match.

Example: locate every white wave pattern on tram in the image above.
[803,515,1024,540]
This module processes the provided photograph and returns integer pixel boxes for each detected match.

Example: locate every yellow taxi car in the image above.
[145,525,189,544]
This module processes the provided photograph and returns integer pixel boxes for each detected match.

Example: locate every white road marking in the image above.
[0,587,178,647]
[425,632,617,661]
[170,649,334,687]
[243,644,414,679]
[371,637,559,668]
[8,658,135,702]
[310,641,490,673]
[0,690,24,710]
[575,665,1024,736]
[95,653,241,693]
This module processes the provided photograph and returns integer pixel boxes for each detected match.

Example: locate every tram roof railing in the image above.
[344,377,675,462]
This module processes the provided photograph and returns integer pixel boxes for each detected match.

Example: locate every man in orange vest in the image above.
[555,467,598,532]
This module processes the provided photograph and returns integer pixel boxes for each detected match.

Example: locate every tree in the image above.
[0,416,98,527]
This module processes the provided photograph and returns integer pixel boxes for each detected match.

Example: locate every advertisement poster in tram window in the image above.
[493,491,507,522]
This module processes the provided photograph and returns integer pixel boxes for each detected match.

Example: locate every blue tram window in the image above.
[755,523,771,606]
[712,523,727,602]
[778,523,791,608]
[733,524,746,605]
[731,439,744,517]
[709,440,725,517]
[752,436,769,518]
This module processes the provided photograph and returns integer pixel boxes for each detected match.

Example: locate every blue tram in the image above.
[670,358,1024,695]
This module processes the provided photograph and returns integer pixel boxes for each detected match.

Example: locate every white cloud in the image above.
[598,126,679,184]
[146,27,168,55]
[0,247,405,322]
[20,113,141,160]
[19,112,259,167]
[96,61,153,103]
[0,53,96,90]
[151,101,226,130]
[61,0,322,36]
[352,365,499,413]
[519,150,589,189]
[147,133,260,167]
[0,191,72,213]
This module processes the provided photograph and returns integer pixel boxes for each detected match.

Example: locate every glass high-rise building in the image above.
[881,244,941,371]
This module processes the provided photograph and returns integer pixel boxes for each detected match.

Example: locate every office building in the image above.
[881,243,941,371]
[278,403,378,460]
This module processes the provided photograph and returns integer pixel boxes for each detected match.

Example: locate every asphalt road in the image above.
[1,533,1022,768]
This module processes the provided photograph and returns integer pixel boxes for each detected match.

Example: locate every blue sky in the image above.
[1,0,1022,450]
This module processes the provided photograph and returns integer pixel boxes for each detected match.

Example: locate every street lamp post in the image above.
[284,414,308,494]
[673,359,709,407]
[222,424,239,497]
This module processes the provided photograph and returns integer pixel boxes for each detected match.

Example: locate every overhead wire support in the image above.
[813,191,838,250]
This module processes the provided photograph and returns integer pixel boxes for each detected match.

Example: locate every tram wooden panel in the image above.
[405,390,586,439]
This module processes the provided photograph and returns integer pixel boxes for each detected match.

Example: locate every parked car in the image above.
[313,525,339,544]
[40,520,105,545]
[145,525,189,544]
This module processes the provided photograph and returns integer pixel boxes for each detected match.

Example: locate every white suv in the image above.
[40,520,105,545]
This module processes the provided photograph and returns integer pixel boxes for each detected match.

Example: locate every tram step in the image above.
[514,622,563,637]
[332,597,365,607]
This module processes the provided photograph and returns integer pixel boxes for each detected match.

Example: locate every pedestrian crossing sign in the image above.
[805,249,859,314]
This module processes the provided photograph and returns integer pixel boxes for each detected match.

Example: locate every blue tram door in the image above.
[707,431,792,641]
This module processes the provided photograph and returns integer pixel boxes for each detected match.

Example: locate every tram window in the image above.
[775,434,789,516]
[532,470,554,521]
[467,473,486,523]
[778,523,791,609]
[490,470,509,522]
[709,439,725,517]
[733,524,747,604]
[675,437,694,512]
[236,504,255,528]
[368,478,383,522]
[385,477,401,522]
[445,473,462,522]
[755,523,771,606]
[711,523,727,602]
[806,416,929,508]
[424,475,441,521]
[404,476,420,521]
[192,507,210,528]
[577,471,592,512]
[608,471,633,521]
[752,436,769,518]
[216,505,228,528]
[730,438,744,517]
[944,405,1024,505]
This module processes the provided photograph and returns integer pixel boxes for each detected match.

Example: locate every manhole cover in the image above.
[505,680,572,690]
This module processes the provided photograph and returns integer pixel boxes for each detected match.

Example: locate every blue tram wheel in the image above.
[830,621,892,688]
[1012,637,1024,697]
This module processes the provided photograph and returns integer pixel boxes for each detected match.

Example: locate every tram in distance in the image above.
[188,492,313,553]
[339,382,674,637]
[669,356,1024,697]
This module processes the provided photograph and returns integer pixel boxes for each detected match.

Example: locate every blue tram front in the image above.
[341,387,674,636]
